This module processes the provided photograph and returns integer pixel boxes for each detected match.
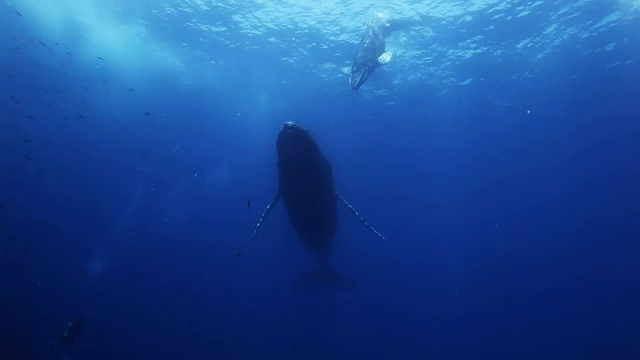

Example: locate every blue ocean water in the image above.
[1,0,639,359]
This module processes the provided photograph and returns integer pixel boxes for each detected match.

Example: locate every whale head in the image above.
[349,63,375,90]
[277,122,319,161]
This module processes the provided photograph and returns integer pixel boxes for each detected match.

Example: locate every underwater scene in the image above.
[1,0,639,359]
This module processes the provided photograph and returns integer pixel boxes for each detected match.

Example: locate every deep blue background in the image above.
[2,1,640,359]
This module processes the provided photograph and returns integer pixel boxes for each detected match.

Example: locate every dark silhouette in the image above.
[48,316,84,358]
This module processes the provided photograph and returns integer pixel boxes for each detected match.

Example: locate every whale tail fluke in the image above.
[293,266,358,294]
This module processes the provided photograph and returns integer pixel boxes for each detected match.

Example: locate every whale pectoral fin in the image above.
[252,192,280,241]
[237,192,281,258]
[378,51,392,65]
[335,191,387,241]
[341,66,352,75]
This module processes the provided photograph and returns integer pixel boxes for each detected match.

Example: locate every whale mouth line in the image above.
[350,68,367,89]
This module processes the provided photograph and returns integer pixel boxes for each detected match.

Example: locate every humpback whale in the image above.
[244,122,386,286]
[342,14,394,90]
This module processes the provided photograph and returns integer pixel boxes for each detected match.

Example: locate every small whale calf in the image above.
[342,13,394,90]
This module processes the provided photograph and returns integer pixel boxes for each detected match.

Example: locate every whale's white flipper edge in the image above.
[378,52,392,65]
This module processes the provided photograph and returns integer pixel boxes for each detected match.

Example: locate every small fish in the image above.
[66,52,72,57]
[22,138,30,143]
[247,199,251,209]
[144,111,150,115]
[236,250,243,257]
[38,41,46,47]
[128,87,135,92]
[27,115,35,121]
[24,154,32,161]
[96,56,104,60]
[15,10,22,17]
